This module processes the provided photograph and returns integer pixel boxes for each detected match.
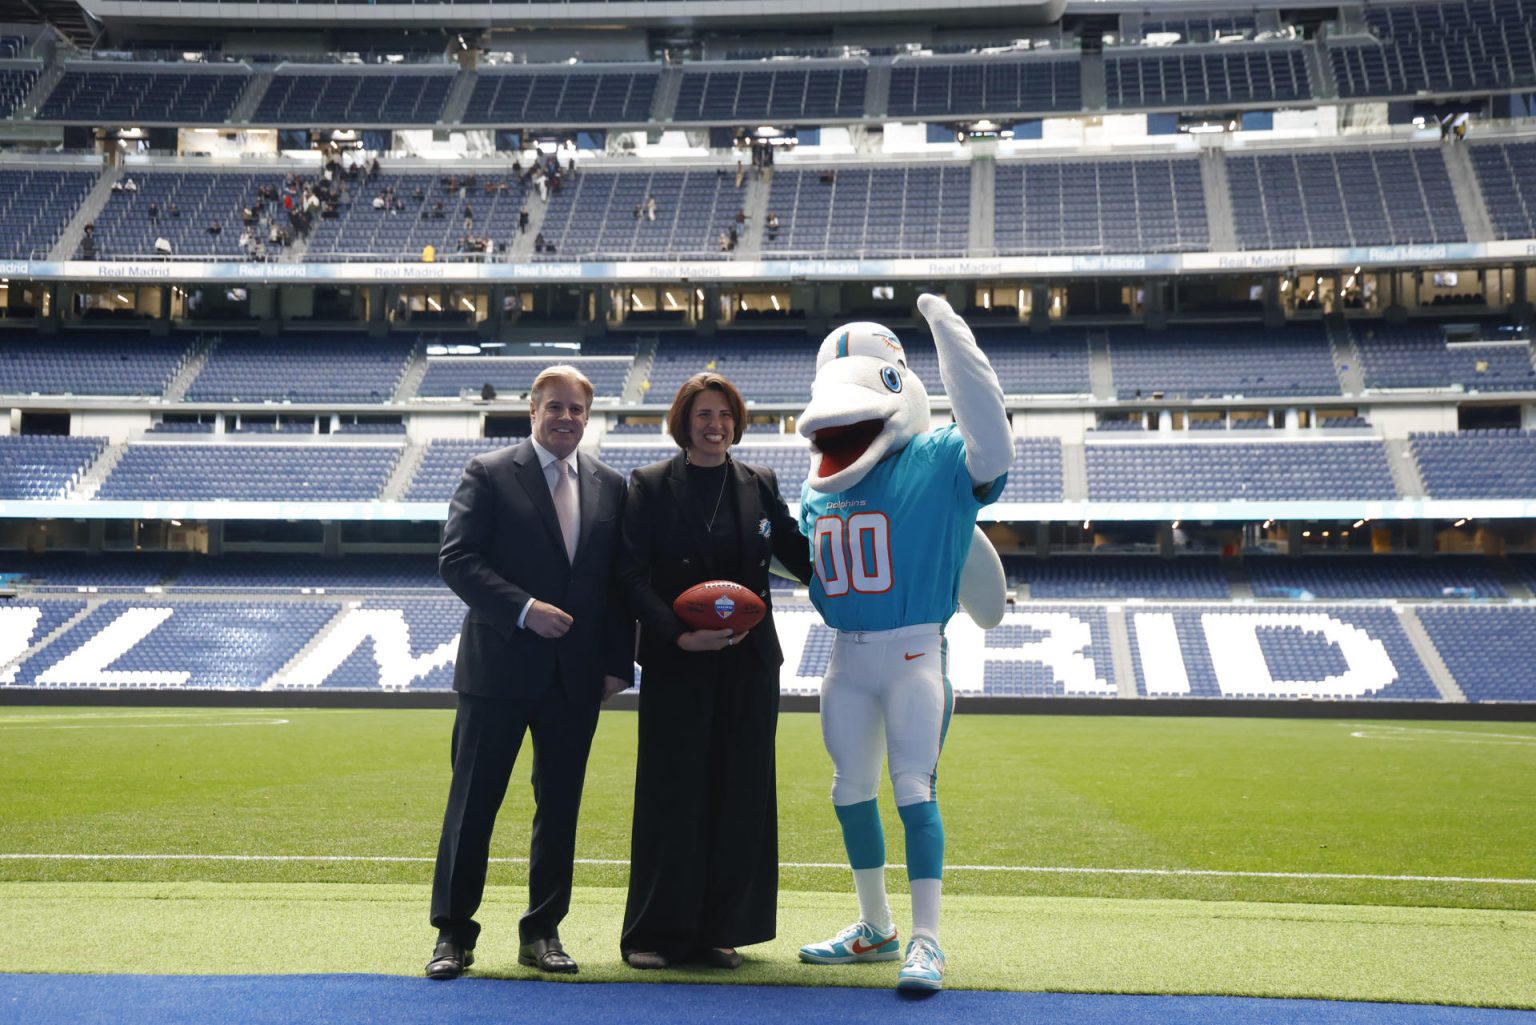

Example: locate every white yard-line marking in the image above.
[1,852,1532,886]
[1345,724,1536,745]
[0,718,290,731]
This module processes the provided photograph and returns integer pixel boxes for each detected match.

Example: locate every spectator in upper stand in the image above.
[154,236,172,256]
[464,205,475,230]
[535,170,549,203]
[242,206,257,225]
[238,227,253,250]
[207,222,221,236]
[718,231,730,252]
[534,231,547,254]
[634,202,643,221]
[269,222,282,245]
[1452,112,1469,141]
[567,154,576,177]
[413,184,425,203]
[734,209,745,231]
[147,201,158,221]
[432,201,446,220]
[79,223,96,260]
[518,206,530,234]
[168,201,180,218]
[765,212,780,241]
[368,156,380,181]
[423,243,436,263]
[373,193,387,210]
[734,160,745,188]
[122,176,138,193]
[645,196,656,221]
[727,225,738,251]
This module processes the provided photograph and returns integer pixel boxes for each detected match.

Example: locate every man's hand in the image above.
[601,675,630,702]
[676,628,739,652]
[525,600,574,638]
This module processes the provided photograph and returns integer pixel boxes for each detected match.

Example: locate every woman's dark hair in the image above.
[667,372,746,449]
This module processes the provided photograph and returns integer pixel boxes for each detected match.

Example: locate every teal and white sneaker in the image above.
[895,935,945,992]
[798,921,901,964]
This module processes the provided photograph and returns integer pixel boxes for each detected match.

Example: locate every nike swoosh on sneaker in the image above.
[851,933,896,954]
[903,652,925,661]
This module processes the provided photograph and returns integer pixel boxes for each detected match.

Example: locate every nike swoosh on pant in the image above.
[904,652,925,661]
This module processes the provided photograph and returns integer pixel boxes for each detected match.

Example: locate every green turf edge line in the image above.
[2,883,1533,1009]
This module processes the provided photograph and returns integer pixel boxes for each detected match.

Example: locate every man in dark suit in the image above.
[427,365,633,979]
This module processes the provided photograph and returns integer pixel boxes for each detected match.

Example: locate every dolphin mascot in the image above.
[793,293,1011,992]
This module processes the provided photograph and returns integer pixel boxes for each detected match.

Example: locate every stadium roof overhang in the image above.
[3,497,1534,523]
[80,0,1066,30]
[14,240,1536,286]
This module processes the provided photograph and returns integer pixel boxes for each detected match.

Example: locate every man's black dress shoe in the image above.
[425,940,474,980]
[518,937,579,974]
[699,947,744,970]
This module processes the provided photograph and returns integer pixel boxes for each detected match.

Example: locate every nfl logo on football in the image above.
[713,595,736,620]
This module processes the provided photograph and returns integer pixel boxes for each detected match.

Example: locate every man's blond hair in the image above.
[529,364,595,409]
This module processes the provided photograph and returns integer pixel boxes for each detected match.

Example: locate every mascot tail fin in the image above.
[958,526,1006,629]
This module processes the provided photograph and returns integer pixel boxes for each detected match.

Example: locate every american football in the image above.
[672,580,767,633]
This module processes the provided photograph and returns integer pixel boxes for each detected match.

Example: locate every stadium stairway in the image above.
[1492,559,1536,600]
[732,173,772,260]
[14,60,63,119]
[1441,144,1497,243]
[163,336,215,402]
[1080,50,1106,110]
[968,157,995,255]
[437,69,476,127]
[0,600,97,685]
[650,65,683,122]
[862,61,891,119]
[1302,39,1336,101]
[1100,605,1141,697]
[66,441,127,501]
[1395,606,1468,701]
[1059,441,1089,501]
[391,339,430,402]
[1221,558,1255,599]
[506,198,550,263]
[229,69,272,124]
[1327,316,1367,395]
[261,603,349,691]
[1087,329,1115,400]
[49,163,117,261]
[379,443,426,501]
[1200,149,1238,252]
[622,336,659,402]
[1383,438,1428,499]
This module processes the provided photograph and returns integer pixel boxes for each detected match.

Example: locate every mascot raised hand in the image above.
[795,293,1011,992]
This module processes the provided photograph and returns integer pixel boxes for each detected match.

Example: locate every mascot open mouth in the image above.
[812,419,884,478]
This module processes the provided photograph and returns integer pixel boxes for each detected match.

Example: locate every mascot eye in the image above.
[880,366,902,393]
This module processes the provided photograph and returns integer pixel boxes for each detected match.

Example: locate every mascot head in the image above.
[798,321,930,493]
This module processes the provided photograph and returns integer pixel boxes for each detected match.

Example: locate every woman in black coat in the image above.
[618,371,813,970]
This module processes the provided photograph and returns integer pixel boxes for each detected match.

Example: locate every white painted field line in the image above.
[2,853,1533,886]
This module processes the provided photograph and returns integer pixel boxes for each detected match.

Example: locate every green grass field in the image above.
[2,707,1534,1005]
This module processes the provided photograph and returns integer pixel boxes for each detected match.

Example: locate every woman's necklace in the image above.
[688,451,730,532]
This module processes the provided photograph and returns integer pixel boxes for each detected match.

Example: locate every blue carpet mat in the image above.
[2,975,1533,1025]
